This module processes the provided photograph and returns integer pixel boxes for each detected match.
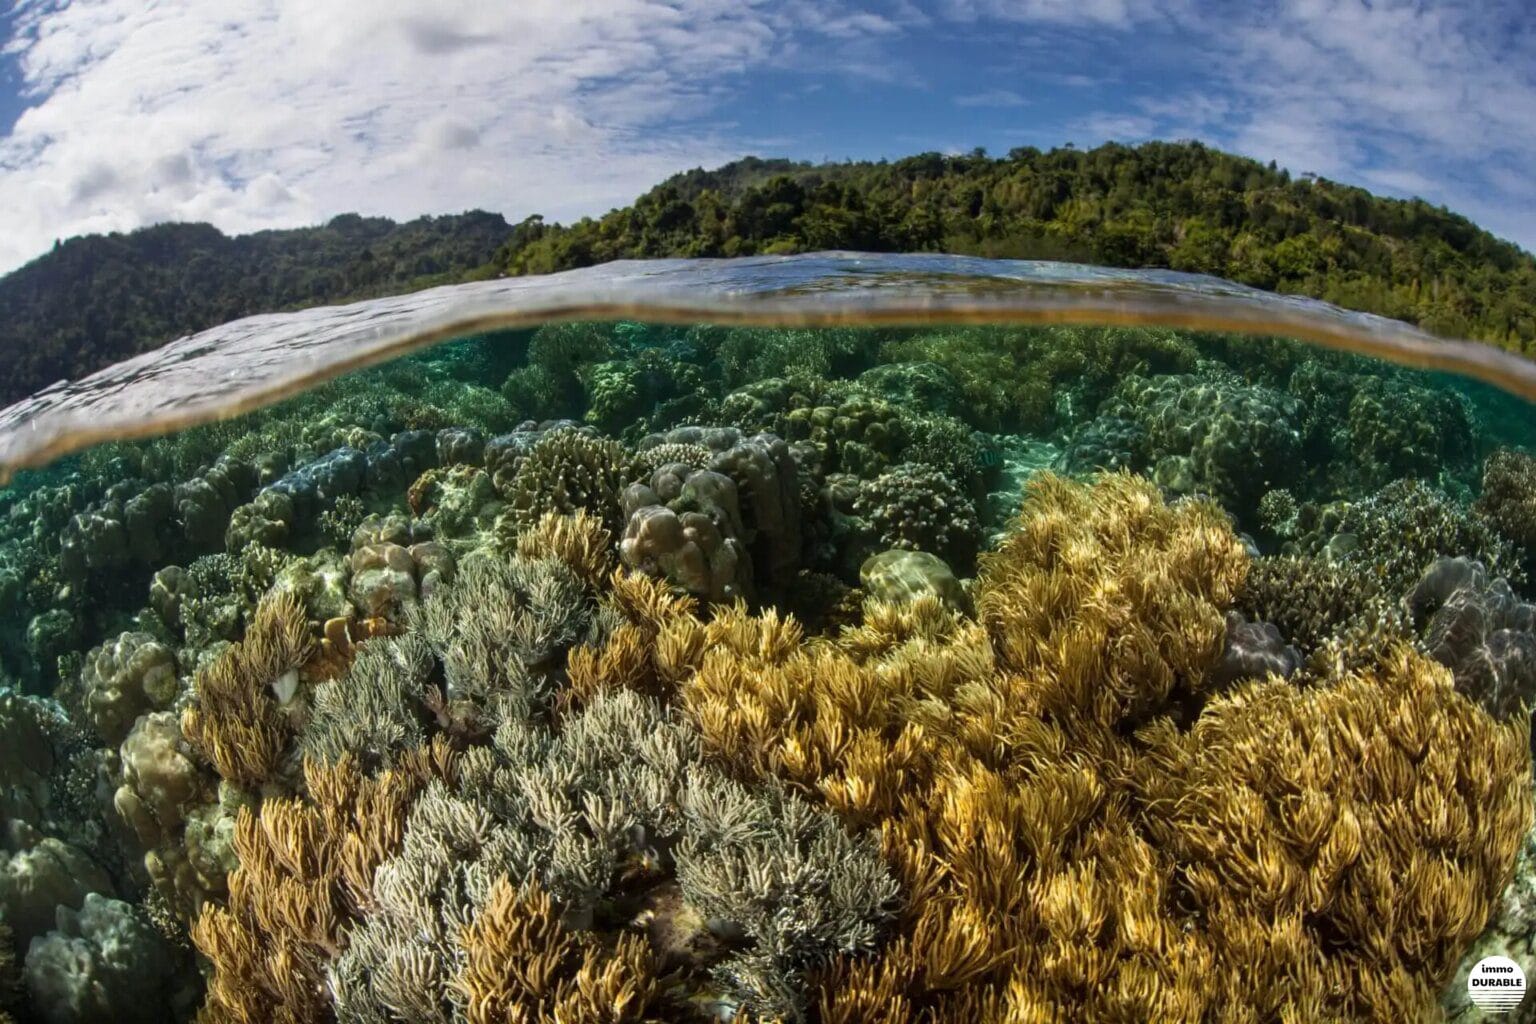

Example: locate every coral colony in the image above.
[2,320,1536,1023]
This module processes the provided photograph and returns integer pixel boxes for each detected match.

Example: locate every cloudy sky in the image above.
[0,0,1532,273]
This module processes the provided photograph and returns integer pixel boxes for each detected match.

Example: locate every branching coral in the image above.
[675,770,900,1021]
[190,753,434,1024]
[1475,448,1536,568]
[181,590,313,788]
[1333,478,1521,596]
[1238,554,1410,671]
[505,426,632,533]
[409,552,590,721]
[301,635,435,770]
[852,463,980,570]
[565,472,1532,1022]
[455,878,664,1024]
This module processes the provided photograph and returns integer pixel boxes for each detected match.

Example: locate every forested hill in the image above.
[502,143,1536,353]
[0,211,508,406]
[5,141,1536,407]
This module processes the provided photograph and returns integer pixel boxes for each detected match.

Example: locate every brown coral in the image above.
[181,590,313,788]
[515,509,616,589]
[189,751,445,1023]
[569,471,1530,1022]
[453,878,663,1024]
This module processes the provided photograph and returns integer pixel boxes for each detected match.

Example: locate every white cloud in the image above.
[955,88,1029,107]
[0,0,815,270]
[1068,112,1156,144]
[1,0,1532,272]
[1126,0,1536,249]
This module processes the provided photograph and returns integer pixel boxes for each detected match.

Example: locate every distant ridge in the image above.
[3,141,1534,407]
[0,211,509,406]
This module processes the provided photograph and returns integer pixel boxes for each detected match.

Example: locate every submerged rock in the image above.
[860,549,967,610]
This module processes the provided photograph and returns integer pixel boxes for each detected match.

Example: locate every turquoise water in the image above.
[1,265,1535,1022]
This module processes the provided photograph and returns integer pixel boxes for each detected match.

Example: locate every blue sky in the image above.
[0,0,1532,273]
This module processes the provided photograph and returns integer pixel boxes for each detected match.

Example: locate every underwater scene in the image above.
[4,297,1536,1023]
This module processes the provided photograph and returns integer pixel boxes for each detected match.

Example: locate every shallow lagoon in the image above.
[2,258,1535,1022]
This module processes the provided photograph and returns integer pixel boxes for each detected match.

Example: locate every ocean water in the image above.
[1,254,1534,1022]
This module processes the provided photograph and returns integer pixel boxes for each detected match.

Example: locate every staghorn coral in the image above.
[409,552,590,721]
[332,689,697,1021]
[181,590,313,788]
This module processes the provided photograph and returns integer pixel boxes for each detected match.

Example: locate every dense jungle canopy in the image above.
[2,141,1533,406]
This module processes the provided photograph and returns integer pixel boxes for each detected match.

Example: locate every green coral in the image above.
[1475,448,1536,573]
[1063,367,1303,510]
[853,462,981,569]
[505,427,632,532]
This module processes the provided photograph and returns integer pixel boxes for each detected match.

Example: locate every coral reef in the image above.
[78,631,178,746]
[1408,557,1536,721]
[859,549,967,611]
[504,426,631,533]
[3,319,1532,1024]
[23,893,190,1024]
[180,591,313,788]
[1477,448,1536,575]
[1060,368,1303,510]
[0,922,17,1024]
[852,462,980,569]
[1334,478,1521,595]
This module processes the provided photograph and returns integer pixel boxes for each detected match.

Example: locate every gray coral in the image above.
[675,771,900,1022]
[23,894,183,1024]
[1407,557,1536,721]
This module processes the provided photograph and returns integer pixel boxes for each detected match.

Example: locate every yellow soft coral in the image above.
[181,591,313,788]
[569,471,1528,1023]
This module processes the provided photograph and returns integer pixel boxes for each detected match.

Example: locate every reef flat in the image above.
[2,320,1535,1022]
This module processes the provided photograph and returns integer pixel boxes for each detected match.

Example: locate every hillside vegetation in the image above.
[504,143,1536,351]
[0,212,509,405]
[3,141,1534,406]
